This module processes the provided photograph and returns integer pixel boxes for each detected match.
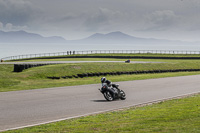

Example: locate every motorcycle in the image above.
[99,83,126,101]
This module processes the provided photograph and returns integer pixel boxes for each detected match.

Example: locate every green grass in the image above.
[1,71,200,92]
[1,58,200,92]
[4,94,200,133]
[1,55,200,132]
[15,60,200,78]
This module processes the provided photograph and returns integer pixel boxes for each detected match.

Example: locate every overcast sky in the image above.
[0,0,200,41]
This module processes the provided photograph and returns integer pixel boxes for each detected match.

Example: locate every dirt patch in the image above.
[71,66,81,69]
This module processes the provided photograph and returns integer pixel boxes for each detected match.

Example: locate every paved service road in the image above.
[0,75,200,131]
[0,61,163,64]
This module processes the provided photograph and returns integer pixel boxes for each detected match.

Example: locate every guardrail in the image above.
[1,50,200,61]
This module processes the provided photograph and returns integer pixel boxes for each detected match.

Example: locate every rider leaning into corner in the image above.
[101,77,119,94]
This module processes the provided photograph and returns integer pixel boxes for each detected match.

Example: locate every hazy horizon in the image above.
[1,42,200,59]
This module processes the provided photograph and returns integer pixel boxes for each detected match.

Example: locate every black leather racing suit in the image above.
[102,80,119,96]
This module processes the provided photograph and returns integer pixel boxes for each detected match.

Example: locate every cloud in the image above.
[5,23,12,30]
[0,0,40,25]
[83,8,133,32]
[5,23,28,31]
[82,8,180,33]
[141,10,178,31]
[0,21,3,29]
[0,21,28,31]
[83,8,111,31]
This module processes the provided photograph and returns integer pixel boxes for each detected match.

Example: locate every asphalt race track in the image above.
[0,60,163,64]
[0,75,200,131]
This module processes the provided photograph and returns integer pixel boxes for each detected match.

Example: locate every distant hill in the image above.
[74,31,185,44]
[0,30,66,43]
[0,30,193,45]
[86,31,135,40]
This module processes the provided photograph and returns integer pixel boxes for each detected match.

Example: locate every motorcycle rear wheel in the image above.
[104,91,114,101]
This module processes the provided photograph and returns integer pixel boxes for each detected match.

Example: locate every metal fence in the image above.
[1,50,200,61]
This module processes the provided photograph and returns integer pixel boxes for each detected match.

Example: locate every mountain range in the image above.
[0,30,66,43]
[0,30,194,45]
[76,31,183,44]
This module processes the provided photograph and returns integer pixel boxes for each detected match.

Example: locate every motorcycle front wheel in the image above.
[103,91,114,101]
[120,90,126,100]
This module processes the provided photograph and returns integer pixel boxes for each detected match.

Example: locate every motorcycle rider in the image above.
[101,77,112,86]
[101,77,119,95]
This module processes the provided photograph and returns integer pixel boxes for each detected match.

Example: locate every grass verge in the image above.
[3,93,200,133]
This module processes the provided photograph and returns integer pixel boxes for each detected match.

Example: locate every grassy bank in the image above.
[4,93,200,133]
[1,58,200,92]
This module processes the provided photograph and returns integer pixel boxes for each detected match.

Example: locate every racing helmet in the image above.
[101,77,106,83]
